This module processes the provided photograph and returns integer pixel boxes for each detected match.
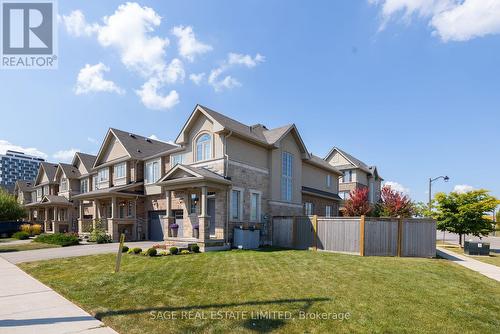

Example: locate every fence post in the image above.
[397,218,403,257]
[360,215,365,256]
[312,215,318,250]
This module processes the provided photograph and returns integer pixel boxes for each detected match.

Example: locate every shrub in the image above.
[20,224,31,234]
[122,245,129,253]
[188,244,200,253]
[12,231,30,240]
[169,247,179,255]
[146,248,157,257]
[132,247,142,254]
[127,248,134,254]
[180,249,190,255]
[158,251,167,256]
[34,233,79,246]
[88,228,112,244]
[31,224,42,235]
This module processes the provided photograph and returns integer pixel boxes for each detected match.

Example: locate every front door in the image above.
[207,198,216,237]
[173,210,184,238]
[148,210,166,241]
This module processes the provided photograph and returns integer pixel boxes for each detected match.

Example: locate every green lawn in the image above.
[437,242,500,267]
[0,241,60,253]
[20,249,500,334]
[0,237,16,243]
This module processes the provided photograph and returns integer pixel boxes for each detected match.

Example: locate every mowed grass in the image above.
[0,241,60,253]
[438,242,500,267]
[20,249,500,334]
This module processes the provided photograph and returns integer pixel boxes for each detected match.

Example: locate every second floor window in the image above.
[98,168,109,183]
[93,175,98,190]
[145,160,160,184]
[196,134,211,161]
[60,178,68,192]
[326,174,332,188]
[171,154,184,167]
[114,163,126,179]
[80,179,88,193]
[36,188,42,200]
[343,170,352,183]
[281,152,293,202]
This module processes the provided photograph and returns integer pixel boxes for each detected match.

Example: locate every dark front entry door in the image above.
[207,198,216,237]
[148,210,166,241]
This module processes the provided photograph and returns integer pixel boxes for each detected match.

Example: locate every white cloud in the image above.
[61,10,99,37]
[453,184,475,194]
[136,78,180,110]
[370,0,500,41]
[208,52,264,92]
[189,72,206,85]
[75,63,124,95]
[148,135,159,140]
[87,137,98,144]
[161,58,185,84]
[228,53,265,67]
[0,140,47,159]
[53,148,80,163]
[384,181,410,194]
[171,25,212,62]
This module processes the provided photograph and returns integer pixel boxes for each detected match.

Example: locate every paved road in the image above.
[437,247,500,282]
[0,241,157,264]
[0,257,118,334]
[436,231,500,251]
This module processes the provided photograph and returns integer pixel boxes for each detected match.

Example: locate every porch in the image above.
[158,164,232,251]
[25,197,75,234]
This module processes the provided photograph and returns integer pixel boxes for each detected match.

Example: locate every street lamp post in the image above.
[428,175,450,212]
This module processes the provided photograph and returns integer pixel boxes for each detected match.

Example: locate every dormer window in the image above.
[196,133,212,162]
[60,178,68,192]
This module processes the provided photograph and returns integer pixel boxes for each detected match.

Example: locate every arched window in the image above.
[196,134,211,161]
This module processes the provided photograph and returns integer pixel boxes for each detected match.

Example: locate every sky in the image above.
[0,0,499,203]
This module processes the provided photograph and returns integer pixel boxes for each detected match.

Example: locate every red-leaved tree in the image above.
[377,185,414,218]
[343,187,371,216]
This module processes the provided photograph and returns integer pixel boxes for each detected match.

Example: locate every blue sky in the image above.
[0,0,499,203]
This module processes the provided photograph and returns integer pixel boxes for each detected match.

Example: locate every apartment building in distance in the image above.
[0,150,44,193]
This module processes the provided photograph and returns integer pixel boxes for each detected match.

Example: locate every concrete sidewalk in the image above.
[437,247,500,282]
[0,257,118,334]
[0,241,156,264]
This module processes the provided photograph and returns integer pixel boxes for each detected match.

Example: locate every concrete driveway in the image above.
[0,241,158,264]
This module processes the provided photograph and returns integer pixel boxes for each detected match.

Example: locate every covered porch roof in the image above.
[72,182,145,200]
[157,164,231,190]
[25,195,73,207]
[302,186,342,201]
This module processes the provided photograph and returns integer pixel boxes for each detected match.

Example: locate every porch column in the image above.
[109,197,117,238]
[79,201,84,220]
[198,186,209,240]
[165,190,172,217]
[111,196,117,219]
[54,207,59,222]
[44,208,48,221]
[163,190,174,238]
[28,209,32,221]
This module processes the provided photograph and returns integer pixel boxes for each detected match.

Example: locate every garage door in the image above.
[148,210,166,241]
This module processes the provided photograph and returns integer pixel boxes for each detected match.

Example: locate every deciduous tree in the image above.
[376,185,414,218]
[0,188,26,221]
[343,187,371,216]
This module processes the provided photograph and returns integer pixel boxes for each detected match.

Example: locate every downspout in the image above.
[223,131,233,244]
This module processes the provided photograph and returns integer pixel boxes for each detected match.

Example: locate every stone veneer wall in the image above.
[302,194,339,216]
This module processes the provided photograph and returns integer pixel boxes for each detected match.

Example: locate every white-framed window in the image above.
[339,191,350,200]
[343,170,352,183]
[93,175,98,190]
[304,202,314,216]
[250,191,261,222]
[196,133,212,162]
[145,160,160,184]
[80,178,88,193]
[60,178,68,192]
[171,154,184,167]
[281,152,293,202]
[36,188,42,200]
[43,185,49,195]
[98,168,109,183]
[326,174,332,188]
[114,162,126,180]
[230,188,243,221]
[326,205,333,217]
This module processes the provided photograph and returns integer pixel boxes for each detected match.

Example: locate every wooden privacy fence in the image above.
[272,216,436,258]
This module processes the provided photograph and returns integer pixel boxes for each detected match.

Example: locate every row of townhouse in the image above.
[14,105,382,251]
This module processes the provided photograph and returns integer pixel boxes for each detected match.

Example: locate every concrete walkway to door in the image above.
[0,257,118,334]
[437,247,500,282]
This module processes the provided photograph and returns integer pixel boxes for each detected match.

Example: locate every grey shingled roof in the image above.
[40,162,59,182]
[42,195,71,205]
[59,163,81,179]
[326,147,381,177]
[306,154,343,175]
[110,128,177,160]
[76,152,96,172]
[15,180,34,192]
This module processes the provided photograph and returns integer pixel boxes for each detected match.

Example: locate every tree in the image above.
[434,190,499,246]
[343,187,371,216]
[413,201,433,218]
[0,188,26,221]
[376,185,414,218]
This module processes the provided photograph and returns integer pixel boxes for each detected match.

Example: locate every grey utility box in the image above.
[464,241,490,256]
[233,227,260,249]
